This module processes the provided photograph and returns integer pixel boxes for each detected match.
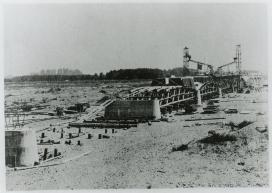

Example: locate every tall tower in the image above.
[183,47,190,68]
[235,45,241,75]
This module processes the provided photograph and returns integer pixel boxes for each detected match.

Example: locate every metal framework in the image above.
[199,82,219,101]
[127,74,242,109]
[217,45,242,75]
[128,86,196,108]
[183,47,213,74]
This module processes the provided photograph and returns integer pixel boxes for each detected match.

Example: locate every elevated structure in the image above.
[184,45,242,76]
[183,47,213,75]
[217,45,242,75]
[183,47,191,69]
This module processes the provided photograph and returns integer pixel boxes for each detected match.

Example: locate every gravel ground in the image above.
[5,83,269,190]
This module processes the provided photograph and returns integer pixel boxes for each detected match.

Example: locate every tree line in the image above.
[5,67,199,82]
[33,68,83,76]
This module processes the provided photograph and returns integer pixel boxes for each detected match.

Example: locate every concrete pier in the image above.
[197,90,202,106]
[219,88,222,98]
[152,99,161,120]
[105,99,161,120]
[5,128,39,167]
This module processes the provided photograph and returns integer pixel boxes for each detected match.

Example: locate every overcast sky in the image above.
[4,3,268,76]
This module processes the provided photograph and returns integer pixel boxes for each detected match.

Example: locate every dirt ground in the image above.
[5,81,269,190]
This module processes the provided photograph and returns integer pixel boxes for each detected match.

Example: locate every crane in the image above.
[183,45,241,76]
[189,59,214,74]
[183,47,213,75]
[216,45,241,75]
[216,58,237,75]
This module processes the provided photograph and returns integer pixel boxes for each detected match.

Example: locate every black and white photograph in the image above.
[1,0,271,191]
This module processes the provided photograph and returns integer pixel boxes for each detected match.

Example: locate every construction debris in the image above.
[185,117,225,122]
[69,122,137,129]
[47,87,61,93]
[256,112,265,115]
[225,120,254,130]
[99,90,107,94]
[203,105,219,114]
[203,100,219,114]
[77,140,81,146]
[38,140,60,145]
[83,119,139,124]
[87,134,92,139]
[240,110,252,114]
[199,132,236,144]
[67,103,90,113]
[102,135,110,139]
[65,140,72,145]
[172,139,196,152]
[63,109,78,114]
[224,108,238,114]
[255,125,268,133]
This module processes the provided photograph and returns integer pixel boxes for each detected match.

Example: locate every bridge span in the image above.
[127,75,244,111]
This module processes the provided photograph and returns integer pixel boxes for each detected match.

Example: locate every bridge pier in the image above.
[196,90,203,113]
[152,99,161,119]
[218,88,222,98]
[197,90,202,106]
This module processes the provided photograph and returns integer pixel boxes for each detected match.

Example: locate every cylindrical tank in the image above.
[152,99,161,120]
[5,128,39,167]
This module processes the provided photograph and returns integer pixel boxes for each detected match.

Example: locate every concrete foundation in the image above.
[5,128,39,167]
[105,99,161,120]
[193,104,203,113]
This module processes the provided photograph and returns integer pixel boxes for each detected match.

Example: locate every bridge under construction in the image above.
[126,75,243,113]
[114,45,246,116]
